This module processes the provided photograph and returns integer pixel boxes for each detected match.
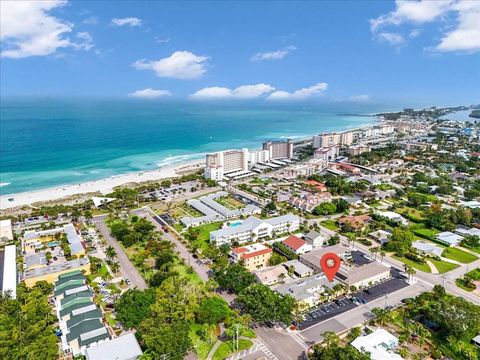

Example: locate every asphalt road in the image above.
[132,207,210,282]
[92,215,148,290]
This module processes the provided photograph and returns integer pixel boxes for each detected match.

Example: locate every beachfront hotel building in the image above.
[262,140,294,160]
[248,148,271,165]
[313,131,353,149]
[204,148,249,180]
[210,214,300,246]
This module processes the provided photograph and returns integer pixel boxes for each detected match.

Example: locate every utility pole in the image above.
[384,293,388,308]
[236,323,239,351]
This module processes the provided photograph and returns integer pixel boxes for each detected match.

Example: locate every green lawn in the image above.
[190,323,215,360]
[213,339,253,360]
[87,264,109,282]
[320,220,339,231]
[461,245,480,254]
[466,268,480,280]
[441,247,478,264]
[191,222,223,242]
[174,261,203,284]
[184,222,222,255]
[429,259,459,273]
[216,196,244,210]
[392,255,431,273]
[412,228,439,240]
[395,207,425,222]
[455,279,475,292]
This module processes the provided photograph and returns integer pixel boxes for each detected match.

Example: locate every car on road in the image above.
[125,278,131,285]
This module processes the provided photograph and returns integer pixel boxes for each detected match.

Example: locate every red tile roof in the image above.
[232,247,248,254]
[241,248,272,259]
[282,235,307,251]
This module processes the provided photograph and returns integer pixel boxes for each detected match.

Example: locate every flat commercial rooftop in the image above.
[1,245,16,298]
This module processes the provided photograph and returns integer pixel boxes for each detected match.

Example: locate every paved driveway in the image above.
[92,216,147,290]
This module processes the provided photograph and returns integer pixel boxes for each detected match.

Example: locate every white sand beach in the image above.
[0,159,204,210]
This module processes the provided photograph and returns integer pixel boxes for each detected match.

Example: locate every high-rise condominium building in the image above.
[205,148,249,180]
[262,140,294,159]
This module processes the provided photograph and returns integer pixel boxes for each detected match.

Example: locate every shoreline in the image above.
[0,160,204,210]
[0,117,381,211]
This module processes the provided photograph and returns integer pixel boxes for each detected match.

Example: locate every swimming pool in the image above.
[229,220,243,228]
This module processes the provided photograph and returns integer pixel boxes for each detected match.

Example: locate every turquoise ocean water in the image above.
[0,97,393,195]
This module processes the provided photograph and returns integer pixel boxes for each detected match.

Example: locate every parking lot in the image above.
[298,297,357,330]
[297,269,409,330]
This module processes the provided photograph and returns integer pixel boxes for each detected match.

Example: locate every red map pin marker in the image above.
[320,253,341,282]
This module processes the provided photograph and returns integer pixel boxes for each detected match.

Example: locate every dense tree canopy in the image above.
[237,284,295,325]
[0,282,58,360]
[115,288,156,329]
[310,332,370,360]
[214,264,255,293]
[197,296,231,325]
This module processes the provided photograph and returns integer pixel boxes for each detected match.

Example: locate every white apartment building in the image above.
[204,148,249,180]
[313,133,341,148]
[262,140,294,159]
[210,214,300,246]
[348,144,371,156]
[314,146,339,161]
[248,148,271,165]
[340,131,354,146]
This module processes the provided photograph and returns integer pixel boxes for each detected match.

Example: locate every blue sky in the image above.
[1,0,479,106]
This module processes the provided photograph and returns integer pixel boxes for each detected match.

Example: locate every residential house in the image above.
[85,333,143,360]
[304,231,326,248]
[338,215,372,231]
[437,231,464,246]
[282,235,313,255]
[282,260,314,278]
[368,230,392,245]
[351,329,403,360]
[253,265,288,286]
[412,241,444,257]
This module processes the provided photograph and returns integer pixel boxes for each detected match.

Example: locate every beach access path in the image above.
[92,215,148,290]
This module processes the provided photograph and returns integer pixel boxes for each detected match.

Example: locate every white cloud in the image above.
[370,0,453,32]
[409,29,422,38]
[191,83,275,99]
[0,0,75,58]
[83,16,98,25]
[370,0,480,53]
[436,1,480,52]
[377,32,405,45]
[251,46,297,61]
[73,32,94,51]
[111,17,142,27]
[128,88,171,99]
[132,51,209,79]
[267,82,328,101]
[349,94,371,102]
[155,36,171,43]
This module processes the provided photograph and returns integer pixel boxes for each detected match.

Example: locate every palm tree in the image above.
[379,250,386,263]
[370,246,379,260]
[404,264,416,281]
[371,307,390,326]
[109,261,120,275]
[321,331,339,347]
[105,245,117,260]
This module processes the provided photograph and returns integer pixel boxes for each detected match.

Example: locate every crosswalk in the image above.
[289,332,309,351]
[225,340,279,360]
